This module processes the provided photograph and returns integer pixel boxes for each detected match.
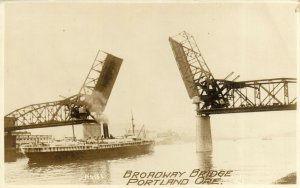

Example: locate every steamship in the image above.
[21,119,154,162]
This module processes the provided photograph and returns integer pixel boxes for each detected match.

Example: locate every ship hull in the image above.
[25,143,154,162]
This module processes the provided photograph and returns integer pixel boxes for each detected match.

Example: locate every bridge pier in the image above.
[5,132,17,162]
[196,115,212,152]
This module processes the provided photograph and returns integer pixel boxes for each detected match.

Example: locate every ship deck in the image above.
[22,139,154,153]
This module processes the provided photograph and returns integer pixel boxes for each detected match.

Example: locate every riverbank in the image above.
[274,172,296,184]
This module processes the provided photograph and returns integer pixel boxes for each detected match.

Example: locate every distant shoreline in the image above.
[274,172,296,184]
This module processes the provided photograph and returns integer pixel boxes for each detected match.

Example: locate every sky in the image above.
[3,2,298,139]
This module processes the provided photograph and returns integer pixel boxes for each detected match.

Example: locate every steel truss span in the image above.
[169,31,297,115]
[5,51,123,132]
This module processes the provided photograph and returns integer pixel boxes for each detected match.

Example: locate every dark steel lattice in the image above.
[5,51,122,131]
[169,31,297,115]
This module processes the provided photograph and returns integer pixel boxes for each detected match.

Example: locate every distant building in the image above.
[125,128,156,139]
[156,130,181,145]
[12,131,53,149]
[62,136,76,142]
[11,131,31,136]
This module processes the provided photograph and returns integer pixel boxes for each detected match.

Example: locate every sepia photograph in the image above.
[1,1,298,186]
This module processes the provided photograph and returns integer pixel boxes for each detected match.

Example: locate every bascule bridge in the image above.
[169,31,297,152]
[4,51,122,161]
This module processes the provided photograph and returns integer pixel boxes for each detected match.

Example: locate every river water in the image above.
[5,136,296,185]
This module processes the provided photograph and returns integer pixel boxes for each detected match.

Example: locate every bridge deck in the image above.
[199,104,296,115]
[4,119,96,132]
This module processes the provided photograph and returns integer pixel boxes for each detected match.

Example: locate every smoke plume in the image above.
[83,91,109,124]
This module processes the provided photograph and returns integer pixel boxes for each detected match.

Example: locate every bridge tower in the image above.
[169,31,297,152]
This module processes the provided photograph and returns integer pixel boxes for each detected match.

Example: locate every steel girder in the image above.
[5,51,122,132]
[169,31,297,115]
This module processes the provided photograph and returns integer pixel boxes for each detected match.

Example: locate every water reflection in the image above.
[196,151,236,184]
[5,139,297,184]
[196,151,213,171]
[79,160,112,184]
[25,152,154,184]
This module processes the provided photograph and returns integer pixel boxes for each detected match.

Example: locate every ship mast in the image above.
[131,111,135,135]
[71,125,76,141]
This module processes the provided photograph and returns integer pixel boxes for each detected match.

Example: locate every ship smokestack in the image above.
[103,123,109,139]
